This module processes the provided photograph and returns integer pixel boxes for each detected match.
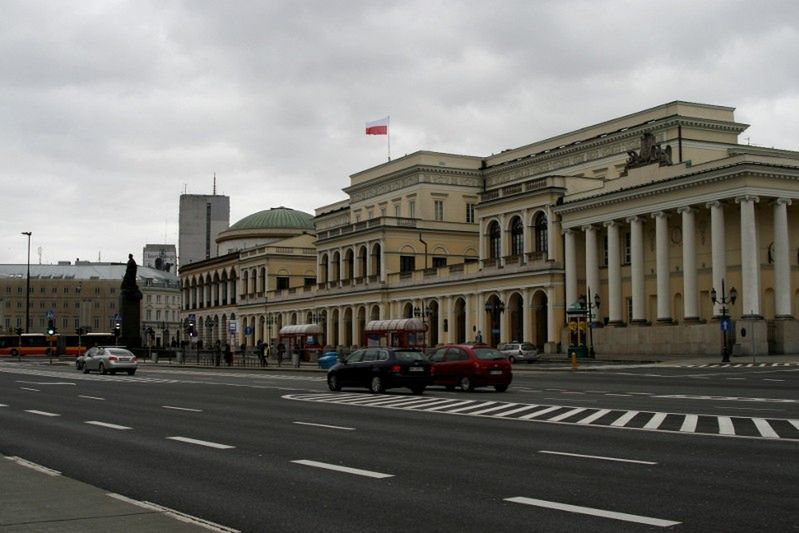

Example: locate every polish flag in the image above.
[365,116,389,135]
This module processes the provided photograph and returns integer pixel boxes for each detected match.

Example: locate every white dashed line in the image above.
[162,405,203,412]
[78,395,106,401]
[85,421,132,430]
[167,437,235,449]
[538,450,658,465]
[25,409,59,417]
[292,459,393,479]
[293,421,355,431]
[20,387,40,392]
[505,497,680,527]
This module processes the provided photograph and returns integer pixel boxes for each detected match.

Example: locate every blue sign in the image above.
[244,326,254,336]
[46,309,55,320]
[720,318,731,332]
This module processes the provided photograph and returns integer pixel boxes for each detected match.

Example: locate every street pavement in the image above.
[0,355,799,532]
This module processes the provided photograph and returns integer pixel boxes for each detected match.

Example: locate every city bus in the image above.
[59,332,117,356]
[0,333,50,356]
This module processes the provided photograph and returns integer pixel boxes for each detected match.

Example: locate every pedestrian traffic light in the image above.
[114,320,121,335]
[47,319,56,335]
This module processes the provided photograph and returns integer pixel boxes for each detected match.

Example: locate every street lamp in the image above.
[21,232,31,333]
[483,299,505,347]
[710,279,737,363]
[579,288,601,358]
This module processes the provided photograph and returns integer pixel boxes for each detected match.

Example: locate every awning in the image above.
[279,324,323,336]
[364,318,426,333]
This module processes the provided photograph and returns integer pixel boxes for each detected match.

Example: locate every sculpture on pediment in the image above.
[624,132,673,173]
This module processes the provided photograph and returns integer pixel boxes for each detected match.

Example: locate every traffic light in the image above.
[15,327,23,336]
[47,319,56,335]
[188,317,196,337]
[113,320,121,336]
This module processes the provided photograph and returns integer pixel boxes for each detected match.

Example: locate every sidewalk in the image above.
[0,456,229,532]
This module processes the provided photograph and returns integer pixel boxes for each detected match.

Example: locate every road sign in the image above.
[721,318,731,332]
[228,320,238,334]
[244,326,254,336]
[114,313,122,321]
[46,310,55,320]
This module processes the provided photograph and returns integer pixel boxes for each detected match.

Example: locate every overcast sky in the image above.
[2,0,797,265]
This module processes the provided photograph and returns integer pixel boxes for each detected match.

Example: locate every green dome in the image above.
[229,207,314,231]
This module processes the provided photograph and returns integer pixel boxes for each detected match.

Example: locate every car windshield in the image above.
[107,349,132,356]
[394,351,425,362]
[474,348,505,360]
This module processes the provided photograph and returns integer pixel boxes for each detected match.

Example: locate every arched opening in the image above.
[428,300,439,346]
[331,308,340,347]
[510,217,524,258]
[531,291,548,347]
[402,302,413,318]
[484,294,503,347]
[370,305,380,321]
[534,212,548,256]
[320,253,329,285]
[343,307,353,346]
[488,221,501,261]
[345,249,354,281]
[332,251,341,282]
[508,292,524,342]
[358,246,368,280]
[371,243,382,279]
[356,306,366,346]
[454,297,466,343]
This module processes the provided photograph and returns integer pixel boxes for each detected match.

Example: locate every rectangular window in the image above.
[277,277,290,290]
[146,309,152,320]
[64,287,69,293]
[95,288,100,295]
[94,318,99,329]
[394,204,401,218]
[367,210,374,220]
[434,200,444,221]
[400,255,416,273]
[466,203,475,224]
[408,201,416,219]
[432,257,447,268]
[304,277,316,287]
[156,310,161,320]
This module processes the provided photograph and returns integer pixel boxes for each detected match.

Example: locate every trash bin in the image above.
[176,350,183,364]
[291,352,300,367]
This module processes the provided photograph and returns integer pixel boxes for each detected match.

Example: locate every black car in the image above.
[327,347,432,394]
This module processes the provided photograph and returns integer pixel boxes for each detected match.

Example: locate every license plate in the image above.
[409,367,424,372]
[490,369,502,375]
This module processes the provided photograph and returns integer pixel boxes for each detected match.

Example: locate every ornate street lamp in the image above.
[710,279,737,363]
[579,288,601,358]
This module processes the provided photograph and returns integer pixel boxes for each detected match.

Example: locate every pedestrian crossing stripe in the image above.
[669,362,798,368]
[0,367,178,384]
[283,393,799,442]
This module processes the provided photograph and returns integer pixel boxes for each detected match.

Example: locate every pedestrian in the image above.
[475,330,483,343]
[277,342,285,367]
[256,340,264,366]
[240,343,246,366]
[224,343,232,366]
[214,340,221,366]
[264,342,272,365]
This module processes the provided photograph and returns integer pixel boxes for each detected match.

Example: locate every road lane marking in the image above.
[470,403,521,416]
[576,409,611,425]
[548,407,587,422]
[505,497,680,527]
[611,411,639,427]
[643,413,668,430]
[293,421,355,431]
[763,379,785,382]
[448,401,497,413]
[5,456,61,476]
[494,404,540,417]
[605,393,631,397]
[292,459,393,479]
[518,406,561,420]
[717,416,735,435]
[20,387,40,392]
[680,414,698,433]
[0,404,7,407]
[790,420,799,431]
[85,421,132,430]
[167,437,235,449]
[752,418,779,439]
[538,450,658,465]
[25,410,59,417]
[106,493,239,532]
[78,395,106,401]
[16,380,76,386]
[426,400,474,411]
[654,394,797,404]
[162,405,203,412]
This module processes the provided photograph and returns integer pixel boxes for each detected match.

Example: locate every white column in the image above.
[604,220,622,324]
[316,255,322,285]
[546,287,558,346]
[564,228,577,307]
[547,206,562,263]
[436,298,446,346]
[522,288,532,342]
[583,224,600,309]
[353,249,361,280]
[499,291,508,344]
[523,210,533,263]
[465,294,475,340]
[737,196,761,317]
[678,207,699,320]
[708,201,727,317]
[379,241,386,282]
[325,309,335,347]
[773,198,793,317]
[652,211,671,322]
[499,214,507,267]
[478,219,485,264]
[628,215,646,323]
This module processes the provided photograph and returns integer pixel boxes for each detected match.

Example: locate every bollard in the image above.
[571,351,578,371]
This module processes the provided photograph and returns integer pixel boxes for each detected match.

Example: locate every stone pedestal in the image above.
[119,293,142,349]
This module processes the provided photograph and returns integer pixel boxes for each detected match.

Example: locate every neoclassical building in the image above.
[180,101,798,356]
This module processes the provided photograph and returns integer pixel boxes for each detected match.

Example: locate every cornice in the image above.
[345,165,483,203]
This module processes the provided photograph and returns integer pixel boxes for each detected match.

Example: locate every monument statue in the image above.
[119,254,142,348]
[624,132,673,173]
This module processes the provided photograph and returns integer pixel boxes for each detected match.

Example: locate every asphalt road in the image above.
[1,361,797,532]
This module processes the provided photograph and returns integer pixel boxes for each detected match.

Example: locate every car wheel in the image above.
[410,386,426,395]
[459,376,474,391]
[327,374,341,391]
[508,355,516,364]
[494,384,509,392]
[127,369,136,376]
[99,363,107,375]
[83,365,90,374]
[369,376,385,394]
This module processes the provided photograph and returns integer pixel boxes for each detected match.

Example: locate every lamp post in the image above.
[579,288,601,358]
[413,304,432,347]
[710,279,737,363]
[483,299,505,347]
[21,232,31,333]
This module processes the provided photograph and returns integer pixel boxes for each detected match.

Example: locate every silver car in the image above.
[498,342,538,363]
[82,346,138,375]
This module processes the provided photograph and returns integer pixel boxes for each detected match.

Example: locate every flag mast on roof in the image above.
[365,116,390,161]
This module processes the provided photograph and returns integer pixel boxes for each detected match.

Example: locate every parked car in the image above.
[317,351,339,370]
[82,346,138,375]
[427,344,512,392]
[498,342,539,363]
[327,347,432,394]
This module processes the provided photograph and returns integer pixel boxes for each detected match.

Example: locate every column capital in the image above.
[651,211,668,220]
[603,220,620,229]
[626,215,643,224]
[581,224,596,232]
[562,227,574,236]
[706,200,725,209]
[735,195,760,205]
[773,197,793,207]
[677,206,697,215]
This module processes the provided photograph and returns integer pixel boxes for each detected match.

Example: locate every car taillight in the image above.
[131,356,137,362]
[391,364,401,373]
[108,356,118,361]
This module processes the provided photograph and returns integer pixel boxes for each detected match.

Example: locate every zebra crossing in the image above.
[284,392,799,442]
[667,362,797,369]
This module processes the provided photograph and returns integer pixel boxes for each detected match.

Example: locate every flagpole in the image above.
[387,115,391,161]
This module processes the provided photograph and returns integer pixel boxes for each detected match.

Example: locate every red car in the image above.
[427,344,512,392]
